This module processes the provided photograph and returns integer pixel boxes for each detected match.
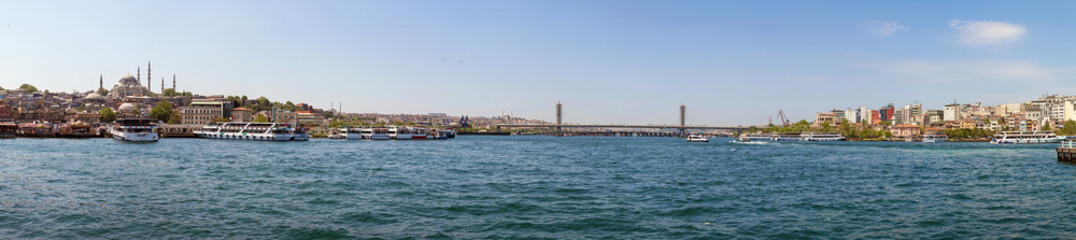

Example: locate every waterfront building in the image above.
[157,124,201,137]
[814,112,839,126]
[296,111,325,126]
[181,100,232,125]
[944,103,961,122]
[273,110,297,124]
[857,106,873,124]
[894,108,905,125]
[232,107,254,122]
[870,110,880,125]
[890,124,921,140]
[831,108,845,120]
[995,103,1024,116]
[0,105,11,119]
[925,110,944,127]
[879,103,894,121]
[845,108,858,123]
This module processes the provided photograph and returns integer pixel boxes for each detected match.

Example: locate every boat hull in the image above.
[110,130,159,142]
[991,138,1063,144]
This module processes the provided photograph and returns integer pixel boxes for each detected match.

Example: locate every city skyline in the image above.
[2,1,1075,125]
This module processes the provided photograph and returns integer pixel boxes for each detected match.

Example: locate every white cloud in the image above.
[877,60,1063,83]
[949,19,1026,47]
[863,21,908,37]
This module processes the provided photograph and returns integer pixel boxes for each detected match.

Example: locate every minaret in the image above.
[172,74,176,90]
[161,78,165,93]
[137,66,142,96]
[99,74,103,91]
[147,61,151,94]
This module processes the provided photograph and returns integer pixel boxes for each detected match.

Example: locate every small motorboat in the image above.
[686,134,709,142]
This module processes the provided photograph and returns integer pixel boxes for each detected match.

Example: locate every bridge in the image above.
[494,103,751,136]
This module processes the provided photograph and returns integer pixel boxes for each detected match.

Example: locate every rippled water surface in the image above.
[2,136,1076,239]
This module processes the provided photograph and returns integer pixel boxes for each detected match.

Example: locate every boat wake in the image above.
[730,141,769,145]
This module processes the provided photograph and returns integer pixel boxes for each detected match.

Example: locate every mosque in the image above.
[101,62,175,98]
[107,73,150,98]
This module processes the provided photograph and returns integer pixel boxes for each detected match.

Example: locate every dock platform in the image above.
[1057,140,1076,162]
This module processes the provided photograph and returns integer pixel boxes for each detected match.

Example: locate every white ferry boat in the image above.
[990,131,1063,144]
[921,132,948,143]
[392,127,412,140]
[686,134,709,142]
[803,132,845,141]
[773,132,805,141]
[109,118,159,142]
[194,122,309,141]
[344,127,365,140]
[738,133,773,142]
[370,127,391,140]
[411,127,427,140]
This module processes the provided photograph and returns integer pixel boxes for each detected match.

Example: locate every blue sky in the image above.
[1,0,1074,125]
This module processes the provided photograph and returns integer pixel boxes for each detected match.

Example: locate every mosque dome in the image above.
[85,93,103,100]
[118,103,137,111]
[119,74,138,85]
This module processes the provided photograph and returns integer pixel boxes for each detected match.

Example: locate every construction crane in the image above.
[776,110,791,126]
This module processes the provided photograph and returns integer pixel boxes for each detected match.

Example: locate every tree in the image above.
[1060,120,1076,136]
[167,112,183,124]
[254,114,269,123]
[1042,122,1053,131]
[100,108,117,123]
[820,121,833,132]
[98,88,110,96]
[149,100,174,123]
[983,118,991,125]
[18,84,38,93]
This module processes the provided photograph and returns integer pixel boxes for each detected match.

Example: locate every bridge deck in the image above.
[495,124,748,130]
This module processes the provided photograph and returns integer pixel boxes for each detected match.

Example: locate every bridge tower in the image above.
[680,104,686,137]
[556,102,563,136]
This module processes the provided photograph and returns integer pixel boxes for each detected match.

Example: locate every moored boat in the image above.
[922,132,948,143]
[990,131,1062,144]
[194,122,308,141]
[109,118,159,142]
[392,127,412,140]
[370,127,391,140]
[411,127,427,140]
[0,122,17,139]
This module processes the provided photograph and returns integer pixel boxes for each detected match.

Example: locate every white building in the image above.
[845,108,858,123]
[943,103,960,122]
[858,106,872,124]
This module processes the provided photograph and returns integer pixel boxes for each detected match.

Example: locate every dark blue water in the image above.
[2,136,1075,239]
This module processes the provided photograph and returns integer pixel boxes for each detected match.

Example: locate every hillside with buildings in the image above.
[798,95,1076,140]
[0,63,548,132]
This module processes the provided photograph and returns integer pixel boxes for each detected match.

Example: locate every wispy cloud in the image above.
[948,19,1026,47]
[862,21,908,37]
[876,60,1064,83]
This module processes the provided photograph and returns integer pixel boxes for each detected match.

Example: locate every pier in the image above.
[1057,140,1076,162]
